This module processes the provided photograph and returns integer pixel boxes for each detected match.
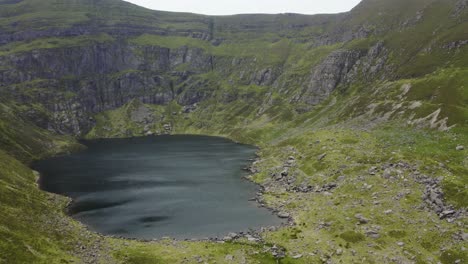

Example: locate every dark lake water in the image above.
[34,135,282,239]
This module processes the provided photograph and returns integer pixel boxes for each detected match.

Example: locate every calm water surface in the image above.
[35,135,282,239]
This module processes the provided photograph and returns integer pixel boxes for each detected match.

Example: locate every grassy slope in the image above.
[0,0,467,263]
[0,149,81,263]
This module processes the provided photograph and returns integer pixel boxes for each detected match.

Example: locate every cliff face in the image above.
[0,41,216,134]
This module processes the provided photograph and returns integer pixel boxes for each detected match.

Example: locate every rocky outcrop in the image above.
[293,49,366,105]
[417,175,466,222]
[453,0,468,17]
[0,43,211,85]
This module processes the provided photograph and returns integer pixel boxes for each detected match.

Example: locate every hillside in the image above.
[0,0,467,263]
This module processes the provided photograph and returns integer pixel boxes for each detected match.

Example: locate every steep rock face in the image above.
[294,49,366,105]
[0,42,214,134]
[0,43,213,84]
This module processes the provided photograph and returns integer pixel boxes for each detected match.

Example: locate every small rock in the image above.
[336,248,343,255]
[462,233,468,241]
[440,210,456,219]
[366,231,380,239]
[245,235,257,242]
[368,166,378,175]
[397,242,405,246]
[317,153,327,161]
[194,256,203,263]
[355,214,370,224]
[384,209,393,215]
[456,145,464,151]
[225,255,234,261]
[278,212,290,218]
[292,254,303,259]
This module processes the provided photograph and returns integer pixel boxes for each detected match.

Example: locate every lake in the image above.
[34,135,282,239]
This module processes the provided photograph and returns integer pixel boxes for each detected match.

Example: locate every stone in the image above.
[383,209,393,215]
[292,254,303,259]
[440,210,456,219]
[321,182,338,191]
[462,233,468,241]
[225,255,234,261]
[456,145,464,151]
[278,212,290,218]
[355,214,369,224]
[245,235,257,242]
[397,242,405,246]
[366,231,380,239]
[336,248,343,255]
[368,166,378,175]
[317,153,327,161]
[285,159,295,166]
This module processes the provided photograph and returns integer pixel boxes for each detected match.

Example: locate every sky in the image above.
[123,0,363,16]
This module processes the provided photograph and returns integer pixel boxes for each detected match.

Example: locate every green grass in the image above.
[0,149,82,264]
[0,34,114,56]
